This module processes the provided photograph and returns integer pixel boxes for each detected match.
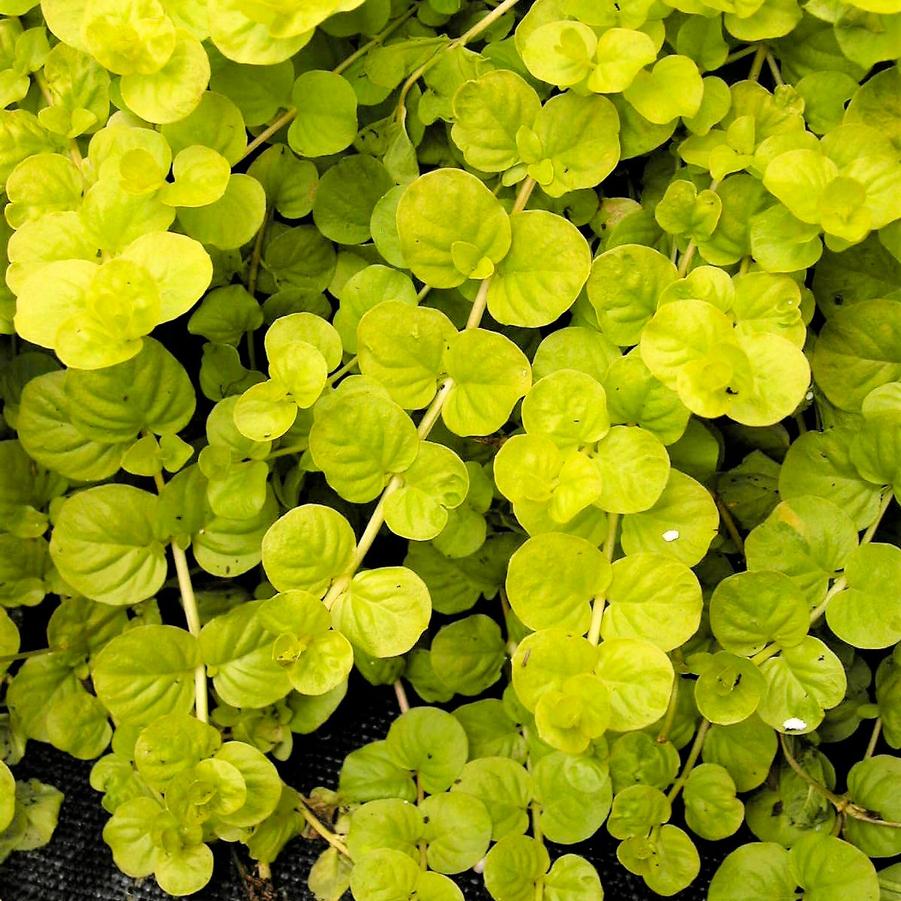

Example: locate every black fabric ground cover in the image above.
[0,675,736,901]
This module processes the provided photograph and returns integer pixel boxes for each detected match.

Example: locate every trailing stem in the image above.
[587,513,619,645]
[321,177,537,610]
[299,798,352,858]
[666,719,710,803]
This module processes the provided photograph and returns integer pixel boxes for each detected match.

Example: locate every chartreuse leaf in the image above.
[695,652,766,725]
[133,713,220,788]
[49,484,166,606]
[484,835,549,901]
[826,543,901,649]
[618,824,700,896]
[451,69,540,173]
[703,716,777,792]
[620,470,719,566]
[487,211,591,328]
[522,369,610,450]
[709,835,880,901]
[587,244,679,347]
[452,757,531,841]
[312,154,393,245]
[177,173,266,250]
[350,847,463,901]
[259,590,353,695]
[0,761,14,833]
[625,55,704,124]
[526,91,621,197]
[442,329,531,436]
[199,599,291,707]
[602,553,702,651]
[420,791,492,874]
[844,756,901,858]
[593,426,671,514]
[396,168,511,288]
[357,302,456,409]
[745,496,858,606]
[534,671,611,754]
[710,571,809,657]
[92,624,201,725]
[756,636,846,734]
[506,533,611,634]
[309,389,419,503]
[288,70,357,157]
[331,566,430,658]
[596,637,674,732]
[534,752,612,844]
[261,504,355,595]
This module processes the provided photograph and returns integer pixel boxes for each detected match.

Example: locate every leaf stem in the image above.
[748,45,768,82]
[723,45,758,64]
[666,718,710,803]
[320,175,536,606]
[0,646,55,664]
[865,718,882,759]
[677,179,720,275]
[765,52,785,86]
[299,798,352,858]
[778,734,844,806]
[245,206,272,371]
[396,0,523,124]
[153,470,208,723]
[752,489,893,665]
[394,678,411,713]
[327,355,360,385]
[714,494,744,555]
[171,542,208,723]
[587,512,619,645]
[656,677,680,744]
[239,5,418,163]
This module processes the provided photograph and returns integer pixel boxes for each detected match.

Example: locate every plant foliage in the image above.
[0,0,899,898]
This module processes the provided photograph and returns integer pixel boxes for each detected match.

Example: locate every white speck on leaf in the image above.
[783,717,807,731]
[662,529,680,542]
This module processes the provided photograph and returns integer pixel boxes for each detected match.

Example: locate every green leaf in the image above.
[707,842,796,901]
[779,428,883,529]
[331,566,431,658]
[385,707,468,794]
[813,299,901,412]
[683,763,743,840]
[624,55,704,124]
[357,302,456,409]
[200,600,292,708]
[92,625,201,725]
[756,636,847,734]
[587,244,679,347]
[49,485,166,606]
[511,628,596,713]
[484,835,549,901]
[603,553,702,651]
[533,752,612,844]
[595,637,674,732]
[421,791,492,874]
[430,614,505,697]
[261,503,355,595]
[396,168,511,288]
[710,570,809,657]
[451,757,531,841]
[522,369,610,450]
[506,533,611,634]
[288,70,357,157]
[450,69,540,173]
[133,713,220,788]
[826,543,901,649]
[310,390,419,502]
[521,20,597,88]
[64,338,195,442]
[593,425,671,514]
[621,470,719,565]
[487,210,592,327]
[845,755,901,858]
[442,329,531,436]
[745,496,858,606]
[312,154,392,245]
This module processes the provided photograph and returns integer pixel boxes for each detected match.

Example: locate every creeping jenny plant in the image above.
[0,0,900,898]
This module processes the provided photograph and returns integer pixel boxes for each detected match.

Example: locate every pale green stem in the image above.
[239,5,418,162]
[749,45,768,82]
[299,799,352,858]
[865,719,882,759]
[678,178,721,275]
[396,0,523,124]
[666,719,710,803]
[766,52,784,86]
[394,678,411,713]
[171,543,208,723]
[656,677,680,744]
[587,512,619,645]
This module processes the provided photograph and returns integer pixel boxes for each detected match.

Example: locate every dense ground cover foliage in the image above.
[0,0,899,898]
